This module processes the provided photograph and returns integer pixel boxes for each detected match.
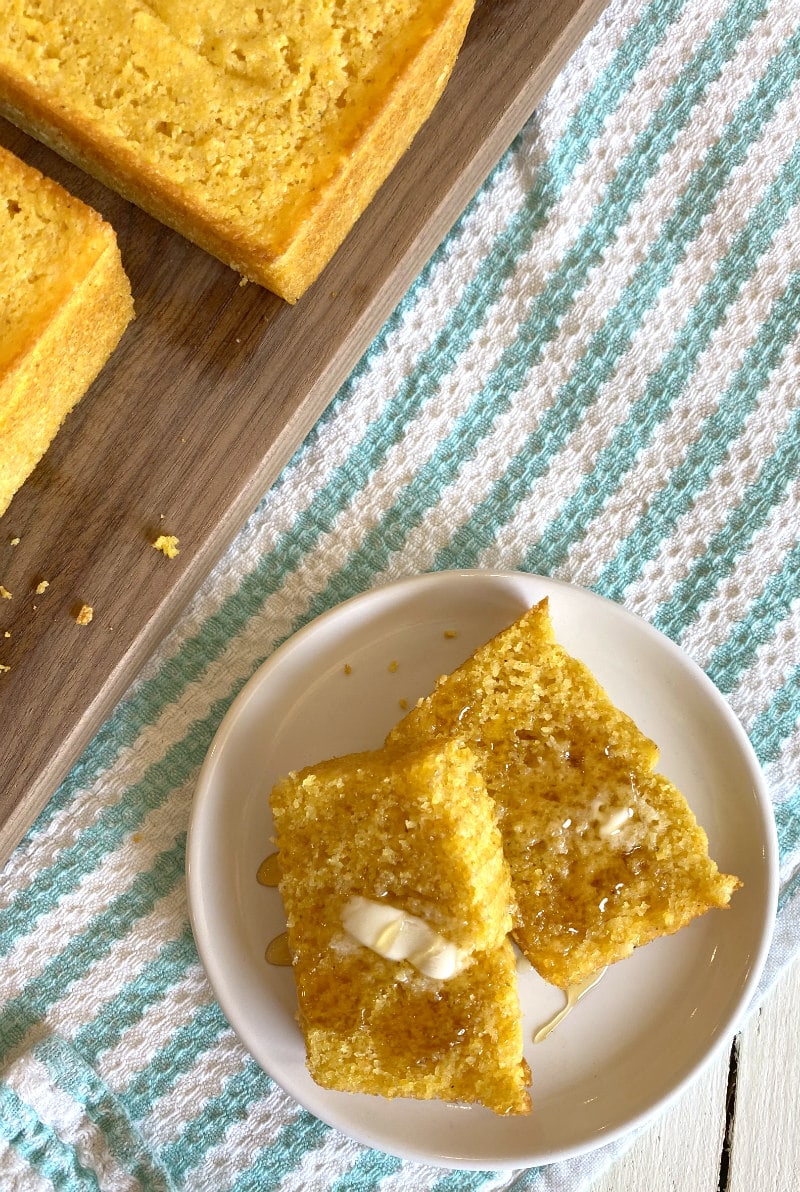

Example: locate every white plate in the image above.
[187,570,778,1169]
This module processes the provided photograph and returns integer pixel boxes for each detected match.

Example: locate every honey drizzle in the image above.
[256,852,280,887]
[265,931,292,966]
[533,967,607,1043]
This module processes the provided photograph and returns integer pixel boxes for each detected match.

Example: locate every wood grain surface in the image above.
[591,961,800,1192]
[0,0,608,863]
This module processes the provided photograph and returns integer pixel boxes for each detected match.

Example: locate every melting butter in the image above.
[341,895,467,979]
[533,968,607,1043]
[257,852,280,887]
[597,805,634,839]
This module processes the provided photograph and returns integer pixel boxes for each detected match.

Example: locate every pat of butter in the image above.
[341,895,467,979]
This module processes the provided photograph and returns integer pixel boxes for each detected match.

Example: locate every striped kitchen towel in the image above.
[1,0,798,1187]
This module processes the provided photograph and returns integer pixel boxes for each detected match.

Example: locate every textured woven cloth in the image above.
[2,0,799,1186]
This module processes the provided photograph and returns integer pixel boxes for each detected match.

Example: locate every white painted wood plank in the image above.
[728,959,800,1192]
[590,1046,729,1192]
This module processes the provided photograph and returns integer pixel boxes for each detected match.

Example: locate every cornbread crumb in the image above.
[0,662,10,673]
[388,598,741,989]
[74,603,93,625]
[343,664,352,675]
[0,585,10,599]
[0,0,475,301]
[388,660,399,673]
[271,739,530,1114]
[399,698,408,710]
[34,579,49,595]
[444,629,458,639]
[152,534,180,559]
[3,630,9,638]
[9,536,19,546]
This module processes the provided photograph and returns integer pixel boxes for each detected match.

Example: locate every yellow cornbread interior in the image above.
[0,0,474,300]
[387,599,741,989]
[270,739,531,1115]
[0,145,133,516]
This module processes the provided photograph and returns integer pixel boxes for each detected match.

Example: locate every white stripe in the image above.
[137,1026,243,1149]
[9,885,188,1060]
[0,1141,54,1192]
[5,1052,136,1192]
[718,599,800,736]
[604,358,800,620]
[2,790,188,1003]
[676,472,800,668]
[181,1078,303,1191]
[764,726,800,808]
[95,964,211,1095]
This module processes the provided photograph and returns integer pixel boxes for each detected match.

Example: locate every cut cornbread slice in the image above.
[0,145,133,516]
[386,599,741,990]
[270,738,531,1115]
[0,0,474,302]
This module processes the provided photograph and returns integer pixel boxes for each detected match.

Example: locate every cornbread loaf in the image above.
[270,739,531,1115]
[387,599,741,989]
[0,0,475,303]
[0,145,133,518]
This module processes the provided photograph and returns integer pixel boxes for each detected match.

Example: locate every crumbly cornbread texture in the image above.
[0,0,475,302]
[0,145,133,517]
[270,739,531,1115]
[386,599,741,989]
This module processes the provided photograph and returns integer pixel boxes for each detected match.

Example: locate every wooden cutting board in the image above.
[0,0,608,863]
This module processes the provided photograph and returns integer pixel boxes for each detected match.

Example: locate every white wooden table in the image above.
[592,960,800,1192]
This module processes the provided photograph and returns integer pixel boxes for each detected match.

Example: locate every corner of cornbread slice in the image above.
[0,144,133,517]
[0,0,475,301]
[386,599,741,990]
[270,738,531,1115]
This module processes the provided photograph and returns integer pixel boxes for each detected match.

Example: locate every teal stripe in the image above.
[120,999,230,1122]
[608,276,800,615]
[440,7,799,576]
[0,696,223,957]
[749,665,800,768]
[705,542,800,693]
[328,1150,403,1191]
[225,1109,330,1192]
[0,1081,100,1191]
[34,1036,172,1192]
[774,785,800,863]
[74,923,199,1067]
[0,837,185,1065]
[18,0,688,856]
[778,863,800,911]
[158,1058,274,1183]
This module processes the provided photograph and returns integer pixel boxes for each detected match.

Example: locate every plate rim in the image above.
[186,568,779,1170]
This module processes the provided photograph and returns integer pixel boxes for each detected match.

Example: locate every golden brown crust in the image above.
[0,0,474,301]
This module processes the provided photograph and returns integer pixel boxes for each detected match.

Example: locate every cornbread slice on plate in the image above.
[0,0,474,301]
[270,738,531,1115]
[0,145,132,517]
[386,598,741,990]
